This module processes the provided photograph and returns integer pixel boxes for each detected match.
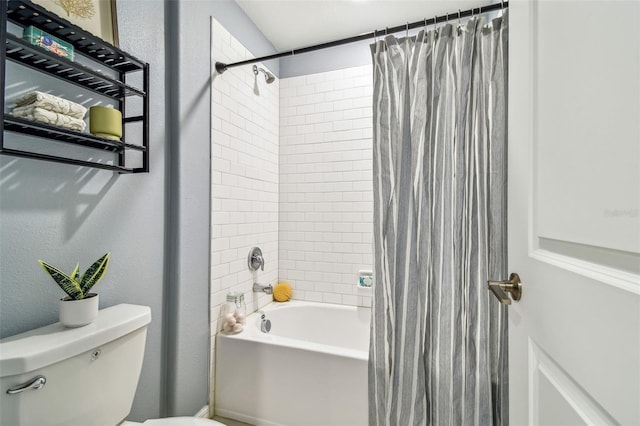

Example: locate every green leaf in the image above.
[79,253,110,295]
[38,260,83,300]
[70,263,80,282]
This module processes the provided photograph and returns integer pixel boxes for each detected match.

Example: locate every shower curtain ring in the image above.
[406,22,409,38]
[458,9,462,26]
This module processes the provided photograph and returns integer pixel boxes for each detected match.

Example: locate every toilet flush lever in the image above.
[6,375,46,395]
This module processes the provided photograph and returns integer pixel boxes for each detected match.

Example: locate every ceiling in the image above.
[235,0,495,51]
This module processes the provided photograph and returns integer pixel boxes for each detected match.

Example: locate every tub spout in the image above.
[253,283,273,294]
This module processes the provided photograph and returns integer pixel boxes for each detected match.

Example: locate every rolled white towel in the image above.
[11,106,87,132]
[13,91,87,119]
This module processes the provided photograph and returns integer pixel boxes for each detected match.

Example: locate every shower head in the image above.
[253,65,276,84]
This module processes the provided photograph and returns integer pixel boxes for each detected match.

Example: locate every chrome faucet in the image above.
[249,247,269,293]
[248,247,264,271]
[253,283,273,294]
[253,254,264,271]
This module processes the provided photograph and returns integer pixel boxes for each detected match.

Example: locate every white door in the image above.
[507,1,640,425]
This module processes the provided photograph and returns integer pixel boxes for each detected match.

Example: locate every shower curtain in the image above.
[368,13,508,426]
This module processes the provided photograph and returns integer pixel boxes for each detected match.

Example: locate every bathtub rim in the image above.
[216,300,371,361]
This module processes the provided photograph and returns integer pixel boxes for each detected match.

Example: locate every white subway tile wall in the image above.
[211,18,279,336]
[279,65,374,307]
[210,19,374,413]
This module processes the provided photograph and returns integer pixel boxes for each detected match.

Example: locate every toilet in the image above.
[122,418,223,426]
[0,304,224,426]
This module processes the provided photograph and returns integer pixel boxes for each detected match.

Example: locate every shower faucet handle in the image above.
[248,247,264,271]
[255,254,264,271]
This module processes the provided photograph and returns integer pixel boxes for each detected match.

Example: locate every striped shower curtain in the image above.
[368,13,508,426]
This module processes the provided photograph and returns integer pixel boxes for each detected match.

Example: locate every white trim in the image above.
[531,249,640,296]
[527,338,537,426]
[215,408,279,426]
[528,339,617,426]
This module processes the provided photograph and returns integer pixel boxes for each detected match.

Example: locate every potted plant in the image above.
[38,252,110,327]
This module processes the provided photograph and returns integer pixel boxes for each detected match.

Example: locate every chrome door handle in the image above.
[488,273,522,305]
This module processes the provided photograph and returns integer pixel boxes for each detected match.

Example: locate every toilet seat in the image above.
[144,418,225,426]
[123,417,225,426]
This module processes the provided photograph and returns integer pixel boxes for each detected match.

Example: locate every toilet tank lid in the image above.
[0,304,151,377]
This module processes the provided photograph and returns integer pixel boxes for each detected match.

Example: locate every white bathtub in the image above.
[215,300,370,426]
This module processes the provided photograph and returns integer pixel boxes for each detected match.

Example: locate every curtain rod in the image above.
[215,1,508,74]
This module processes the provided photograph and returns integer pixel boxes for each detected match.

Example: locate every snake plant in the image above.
[38,253,110,300]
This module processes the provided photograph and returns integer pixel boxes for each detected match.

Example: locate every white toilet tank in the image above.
[0,304,151,426]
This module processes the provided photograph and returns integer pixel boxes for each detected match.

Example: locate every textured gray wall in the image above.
[280,38,372,78]
[165,0,278,416]
[164,0,210,417]
[0,0,167,421]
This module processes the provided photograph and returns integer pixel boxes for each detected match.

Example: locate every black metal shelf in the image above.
[1,0,150,173]
[0,147,137,173]
[5,34,145,99]
[6,0,145,72]
[3,115,145,152]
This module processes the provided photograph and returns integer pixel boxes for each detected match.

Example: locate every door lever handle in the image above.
[488,273,522,305]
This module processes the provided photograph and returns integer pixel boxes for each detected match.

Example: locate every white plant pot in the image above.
[59,293,99,327]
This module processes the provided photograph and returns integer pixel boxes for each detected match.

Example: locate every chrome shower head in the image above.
[253,65,276,84]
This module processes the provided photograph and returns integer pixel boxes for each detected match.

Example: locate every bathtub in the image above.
[215,300,370,426]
